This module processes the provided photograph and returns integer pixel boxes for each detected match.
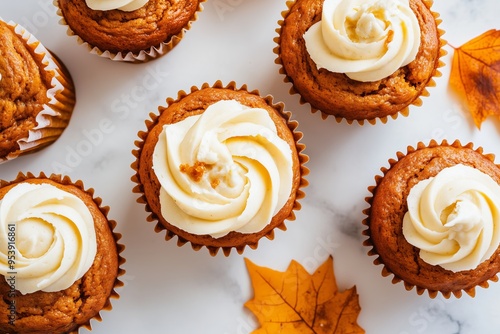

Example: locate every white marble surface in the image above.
[1,1,500,333]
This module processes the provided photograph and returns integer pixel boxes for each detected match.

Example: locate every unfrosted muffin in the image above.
[132,81,308,256]
[275,0,446,124]
[363,140,500,298]
[55,0,204,62]
[0,172,125,333]
[0,19,75,163]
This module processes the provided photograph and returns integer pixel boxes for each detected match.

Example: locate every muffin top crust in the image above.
[366,143,500,296]
[57,0,201,53]
[278,0,442,122]
[0,20,52,159]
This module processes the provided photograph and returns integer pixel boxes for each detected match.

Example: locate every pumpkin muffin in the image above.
[0,172,125,333]
[132,81,308,256]
[363,140,500,298]
[55,0,204,62]
[275,0,446,124]
[0,19,75,163]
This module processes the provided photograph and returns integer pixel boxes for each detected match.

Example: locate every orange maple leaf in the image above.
[449,29,500,128]
[244,256,365,334]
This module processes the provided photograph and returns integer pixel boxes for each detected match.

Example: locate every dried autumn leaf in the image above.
[244,256,365,334]
[449,29,500,128]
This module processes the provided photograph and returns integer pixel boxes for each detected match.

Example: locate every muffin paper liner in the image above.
[131,80,309,256]
[273,0,447,125]
[362,139,500,298]
[0,20,76,163]
[54,0,205,63]
[0,172,126,333]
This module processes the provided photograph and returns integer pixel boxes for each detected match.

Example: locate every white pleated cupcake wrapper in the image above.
[1,19,74,164]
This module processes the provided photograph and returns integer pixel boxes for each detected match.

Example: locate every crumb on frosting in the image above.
[180,161,220,189]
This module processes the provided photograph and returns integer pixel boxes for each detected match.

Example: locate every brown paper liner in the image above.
[362,139,500,298]
[131,80,309,256]
[1,21,76,163]
[273,0,447,125]
[0,172,126,333]
[54,0,205,63]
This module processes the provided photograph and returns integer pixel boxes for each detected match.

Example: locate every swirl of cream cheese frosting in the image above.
[86,0,149,11]
[303,0,421,82]
[402,164,500,272]
[0,183,97,294]
[152,100,294,238]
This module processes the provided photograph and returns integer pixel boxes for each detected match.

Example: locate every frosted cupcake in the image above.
[132,81,308,256]
[0,172,125,333]
[363,140,500,298]
[55,0,204,62]
[275,0,446,124]
[0,19,76,163]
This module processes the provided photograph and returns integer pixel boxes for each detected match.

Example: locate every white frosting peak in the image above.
[86,0,148,11]
[152,100,294,238]
[403,164,500,272]
[0,183,97,294]
[304,0,421,82]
